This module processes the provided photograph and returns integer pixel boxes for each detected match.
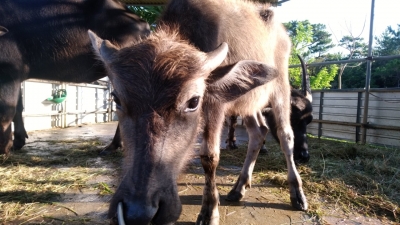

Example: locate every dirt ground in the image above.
[9,121,389,225]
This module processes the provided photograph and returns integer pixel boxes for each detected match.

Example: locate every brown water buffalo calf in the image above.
[90,0,307,224]
[0,0,150,154]
[226,55,313,164]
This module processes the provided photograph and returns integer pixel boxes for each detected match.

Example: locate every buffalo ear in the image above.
[88,30,119,63]
[206,60,278,102]
[0,26,8,36]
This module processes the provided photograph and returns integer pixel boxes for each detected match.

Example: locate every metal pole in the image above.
[361,0,375,144]
[289,55,400,68]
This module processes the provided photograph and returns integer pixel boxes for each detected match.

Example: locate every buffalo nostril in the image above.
[121,200,158,225]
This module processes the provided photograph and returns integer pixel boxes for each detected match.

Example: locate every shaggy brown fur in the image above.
[89,0,307,224]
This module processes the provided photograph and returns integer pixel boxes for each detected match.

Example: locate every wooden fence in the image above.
[18,80,399,148]
[309,88,400,148]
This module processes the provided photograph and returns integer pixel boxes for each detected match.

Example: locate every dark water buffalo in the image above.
[90,0,307,224]
[0,0,150,154]
[226,55,313,164]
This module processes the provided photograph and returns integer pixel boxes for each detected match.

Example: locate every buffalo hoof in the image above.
[225,143,238,150]
[98,149,113,156]
[195,213,219,225]
[259,146,268,154]
[1,142,12,155]
[290,190,308,211]
[0,149,9,155]
[109,215,118,225]
[225,190,243,202]
[13,138,26,151]
[294,151,310,165]
[98,143,120,156]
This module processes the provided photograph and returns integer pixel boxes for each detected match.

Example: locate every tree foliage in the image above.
[127,7,399,89]
[372,25,400,87]
[375,25,400,56]
[339,35,367,59]
[284,20,337,89]
[335,35,368,89]
[284,20,313,56]
[340,25,400,88]
[310,24,336,57]
[128,6,164,28]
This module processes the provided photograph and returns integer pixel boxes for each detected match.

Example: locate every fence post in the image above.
[95,87,98,123]
[62,82,67,128]
[361,0,375,144]
[356,91,362,143]
[107,81,113,122]
[318,91,324,138]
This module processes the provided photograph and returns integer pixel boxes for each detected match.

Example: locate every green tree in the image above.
[341,25,400,88]
[309,24,335,57]
[308,54,339,89]
[372,59,400,87]
[339,35,367,58]
[128,6,164,28]
[372,25,400,87]
[375,25,400,56]
[284,20,337,89]
[285,21,313,88]
[284,20,313,56]
[334,62,366,89]
[336,35,368,89]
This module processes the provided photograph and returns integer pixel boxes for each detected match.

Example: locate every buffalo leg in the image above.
[196,104,224,225]
[226,115,238,150]
[271,78,308,211]
[0,79,21,155]
[12,90,28,150]
[99,124,122,155]
[226,111,267,201]
[227,115,268,153]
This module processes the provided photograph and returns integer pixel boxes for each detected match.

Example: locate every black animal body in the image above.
[0,0,150,154]
[226,55,313,164]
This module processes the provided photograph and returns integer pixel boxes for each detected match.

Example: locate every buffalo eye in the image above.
[184,96,200,112]
[111,91,122,110]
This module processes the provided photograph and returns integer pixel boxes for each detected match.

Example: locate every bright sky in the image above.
[274,0,399,52]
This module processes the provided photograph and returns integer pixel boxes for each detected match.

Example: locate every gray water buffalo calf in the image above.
[90,0,307,224]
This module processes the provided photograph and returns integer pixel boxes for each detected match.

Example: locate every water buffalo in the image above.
[226,55,313,164]
[0,0,150,154]
[90,0,307,224]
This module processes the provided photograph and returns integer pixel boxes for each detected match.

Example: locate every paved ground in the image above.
[22,121,313,224]
[22,121,388,225]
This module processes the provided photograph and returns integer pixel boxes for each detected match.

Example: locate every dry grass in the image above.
[0,138,122,224]
[1,133,399,224]
[219,136,400,223]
